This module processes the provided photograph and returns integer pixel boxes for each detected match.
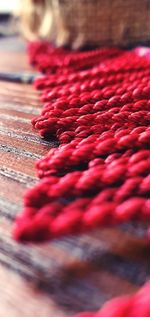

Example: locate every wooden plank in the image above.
[0,51,31,72]
[0,133,49,157]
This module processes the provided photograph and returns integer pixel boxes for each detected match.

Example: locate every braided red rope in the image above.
[13,44,150,242]
[13,43,150,315]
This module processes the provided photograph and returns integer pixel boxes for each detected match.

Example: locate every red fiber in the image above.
[13,44,150,242]
[13,43,150,316]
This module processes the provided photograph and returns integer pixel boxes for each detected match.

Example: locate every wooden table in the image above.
[0,37,149,317]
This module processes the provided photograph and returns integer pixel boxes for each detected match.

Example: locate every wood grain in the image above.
[0,37,149,317]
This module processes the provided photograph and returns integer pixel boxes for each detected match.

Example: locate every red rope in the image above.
[13,42,150,315]
[13,43,150,242]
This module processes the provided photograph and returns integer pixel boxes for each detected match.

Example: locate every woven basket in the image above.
[21,0,150,49]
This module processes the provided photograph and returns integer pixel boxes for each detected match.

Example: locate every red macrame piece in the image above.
[13,42,150,317]
[75,282,150,317]
[13,43,150,242]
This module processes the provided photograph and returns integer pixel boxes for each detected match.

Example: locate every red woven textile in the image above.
[13,42,150,316]
[13,43,150,242]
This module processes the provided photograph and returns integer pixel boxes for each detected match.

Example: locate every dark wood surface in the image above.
[0,37,150,317]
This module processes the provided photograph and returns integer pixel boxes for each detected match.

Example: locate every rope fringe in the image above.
[13,42,150,316]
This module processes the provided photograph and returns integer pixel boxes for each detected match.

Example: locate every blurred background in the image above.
[0,0,24,51]
[0,1,19,13]
[0,0,19,33]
